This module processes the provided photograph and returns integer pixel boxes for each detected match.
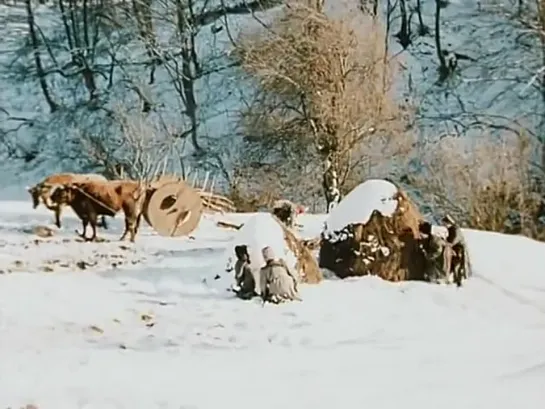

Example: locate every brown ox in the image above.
[49,180,148,242]
[27,173,108,228]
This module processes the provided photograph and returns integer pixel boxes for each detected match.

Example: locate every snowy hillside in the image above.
[1,0,544,192]
[1,199,544,408]
[0,1,279,189]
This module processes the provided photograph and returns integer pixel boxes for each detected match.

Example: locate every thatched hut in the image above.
[223,213,322,292]
[319,179,426,282]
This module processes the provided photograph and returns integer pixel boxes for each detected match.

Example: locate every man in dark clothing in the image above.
[232,245,258,300]
[272,199,305,228]
[442,214,472,286]
[418,221,452,284]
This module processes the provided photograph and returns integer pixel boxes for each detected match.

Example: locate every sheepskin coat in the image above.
[420,235,452,283]
[259,258,300,303]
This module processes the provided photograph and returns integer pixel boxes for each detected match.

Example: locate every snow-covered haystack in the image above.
[223,213,322,285]
[319,179,425,281]
[279,217,322,284]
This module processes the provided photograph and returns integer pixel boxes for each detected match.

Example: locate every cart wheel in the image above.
[145,181,203,237]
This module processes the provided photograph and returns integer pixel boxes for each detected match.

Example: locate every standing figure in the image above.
[233,245,258,300]
[259,246,301,304]
[442,214,472,286]
[418,221,452,284]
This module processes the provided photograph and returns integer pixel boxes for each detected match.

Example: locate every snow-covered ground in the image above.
[0,195,544,408]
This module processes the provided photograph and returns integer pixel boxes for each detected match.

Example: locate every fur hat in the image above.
[234,245,249,261]
[261,246,275,261]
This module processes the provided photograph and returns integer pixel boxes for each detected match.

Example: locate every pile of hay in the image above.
[223,213,322,289]
[277,215,322,284]
[319,179,425,282]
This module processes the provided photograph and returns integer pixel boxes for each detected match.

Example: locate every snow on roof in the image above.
[223,212,298,274]
[324,179,399,233]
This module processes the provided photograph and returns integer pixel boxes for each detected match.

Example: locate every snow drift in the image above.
[1,199,545,408]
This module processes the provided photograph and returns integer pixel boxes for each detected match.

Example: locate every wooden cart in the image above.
[143,177,236,237]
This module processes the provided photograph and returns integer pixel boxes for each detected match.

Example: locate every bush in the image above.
[411,133,545,239]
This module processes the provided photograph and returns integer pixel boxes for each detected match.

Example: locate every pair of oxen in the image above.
[27,173,148,242]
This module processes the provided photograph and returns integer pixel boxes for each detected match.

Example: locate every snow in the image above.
[0,2,544,399]
[222,212,299,289]
[0,198,544,408]
[1,3,545,405]
[324,179,399,233]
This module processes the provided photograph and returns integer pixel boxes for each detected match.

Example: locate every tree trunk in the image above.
[536,0,545,172]
[25,0,58,113]
[395,0,411,48]
[68,0,81,63]
[58,0,74,51]
[132,0,159,85]
[434,0,448,81]
[322,157,340,213]
[81,0,97,101]
[175,0,202,153]
[383,0,393,91]
[416,0,429,35]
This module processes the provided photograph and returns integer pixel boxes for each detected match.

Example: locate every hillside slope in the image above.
[0,202,544,408]
[2,1,543,193]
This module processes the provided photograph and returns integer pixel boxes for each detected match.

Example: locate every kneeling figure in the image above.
[232,245,258,300]
[260,246,301,304]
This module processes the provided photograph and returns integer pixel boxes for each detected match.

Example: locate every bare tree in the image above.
[75,107,175,180]
[428,1,545,170]
[407,132,545,239]
[132,0,160,87]
[403,1,542,170]
[232,2,412,210]
[6,0,287,178]
[14,0,132,113]
[133,0,286,154]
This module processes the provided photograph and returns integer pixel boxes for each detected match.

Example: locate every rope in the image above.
[71,184,119,216]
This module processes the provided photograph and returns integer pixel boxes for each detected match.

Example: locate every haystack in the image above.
[223,213,322,290]
[276,215,322,284]
[319,179,425,281]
